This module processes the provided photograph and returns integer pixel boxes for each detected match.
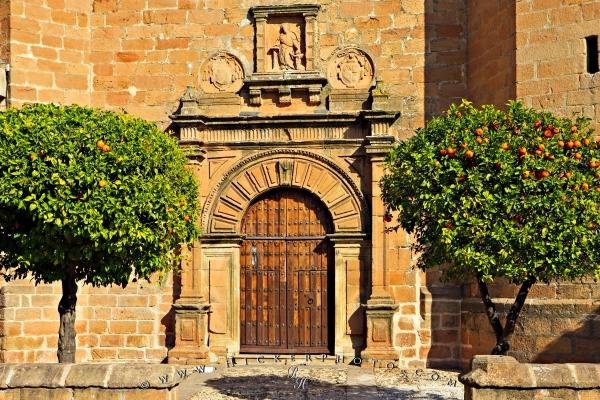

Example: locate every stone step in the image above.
[220,353,349,367]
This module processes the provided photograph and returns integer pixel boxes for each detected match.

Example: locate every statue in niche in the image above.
[270,24,304,71]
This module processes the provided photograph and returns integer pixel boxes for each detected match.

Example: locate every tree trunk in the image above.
[57,267,77,363]
[477,276,535,355]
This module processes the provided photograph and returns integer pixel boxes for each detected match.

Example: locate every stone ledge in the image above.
[0,363,182,389]
[460,355,600,389]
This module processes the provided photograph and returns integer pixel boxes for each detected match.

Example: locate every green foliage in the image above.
[381,100,600,284]
[0,103,200,286]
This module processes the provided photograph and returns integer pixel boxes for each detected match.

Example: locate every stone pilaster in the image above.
[363,114,399,360]
[167,160,211,364]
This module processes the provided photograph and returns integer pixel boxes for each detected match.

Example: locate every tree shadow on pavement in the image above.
[202,374,452,400]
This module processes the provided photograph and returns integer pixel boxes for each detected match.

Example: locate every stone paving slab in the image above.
[179,365,464,400]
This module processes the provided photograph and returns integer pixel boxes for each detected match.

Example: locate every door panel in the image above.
[240,190,332,353]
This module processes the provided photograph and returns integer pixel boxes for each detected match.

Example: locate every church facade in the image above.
[0,0,599,369]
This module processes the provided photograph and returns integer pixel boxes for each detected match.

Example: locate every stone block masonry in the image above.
[515,0,600,133]
[0,0,598,369]
[0,275,176,363]
[0,363,183,399]
[461,355,600,400]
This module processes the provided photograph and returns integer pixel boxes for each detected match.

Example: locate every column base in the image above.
[167,347,210,365]
[167,301,211,365]
[363,300,399,361]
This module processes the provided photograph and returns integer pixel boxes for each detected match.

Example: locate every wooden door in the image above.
[240,189,332,353]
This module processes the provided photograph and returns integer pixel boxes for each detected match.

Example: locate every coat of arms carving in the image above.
[199,52,244,94]
[327,48,374,90]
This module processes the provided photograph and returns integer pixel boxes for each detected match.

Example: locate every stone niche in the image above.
[247,4,326,106]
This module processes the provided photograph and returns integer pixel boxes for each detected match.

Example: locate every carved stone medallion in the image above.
[199,52,244,94]
[327,48,374,90]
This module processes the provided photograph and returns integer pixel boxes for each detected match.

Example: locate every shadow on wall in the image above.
[424,0,517,118]
[533,306,600,364]
[422,269,463,370]
[465,0,517,106]
[424,0,468,121]
[160,272,182,361]
[460,280,600,368]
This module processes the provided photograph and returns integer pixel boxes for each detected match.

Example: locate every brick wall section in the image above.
[8,0,91,106]
[467,0,516,106]
[460,279,600,370]
[0,275,176,363]
[423,0,468,123]
[515,0,600,133]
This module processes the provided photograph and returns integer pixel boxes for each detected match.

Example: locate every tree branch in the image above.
[476,276,505,354]
[503,277,536,341]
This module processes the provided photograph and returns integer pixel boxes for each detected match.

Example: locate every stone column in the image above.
[168,159,211,365]
[363,112,399,361]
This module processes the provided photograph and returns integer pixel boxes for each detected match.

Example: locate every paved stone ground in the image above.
[177,365,464,400]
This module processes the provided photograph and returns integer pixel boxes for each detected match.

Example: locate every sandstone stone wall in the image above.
[460,279,600,370]
[467,0,516,106]
[1,0,455,365]
[0,275,176,363]
[461,355,600,400]
[8,0,91,105]
[515,0,600,132]
[2,0,442,135]
[0,363,182,400]
[0,1,9,64]
[423,0,468,124]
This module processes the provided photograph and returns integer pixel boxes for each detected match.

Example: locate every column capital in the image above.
[365,135,395,156]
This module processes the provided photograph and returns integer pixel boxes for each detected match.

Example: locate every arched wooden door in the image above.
[240,189,333,353]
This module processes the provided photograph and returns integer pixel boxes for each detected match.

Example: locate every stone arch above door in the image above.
[203,150,366,234]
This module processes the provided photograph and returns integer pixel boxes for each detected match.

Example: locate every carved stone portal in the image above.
[199,52,244,94]
[327,48,374,90]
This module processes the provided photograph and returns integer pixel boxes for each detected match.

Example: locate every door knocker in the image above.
[251,243,258,267]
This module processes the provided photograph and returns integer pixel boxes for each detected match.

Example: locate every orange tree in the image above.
[0,104,199,363]
[381,100,600,355]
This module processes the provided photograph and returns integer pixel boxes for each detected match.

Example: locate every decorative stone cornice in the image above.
[251,4,321,18]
